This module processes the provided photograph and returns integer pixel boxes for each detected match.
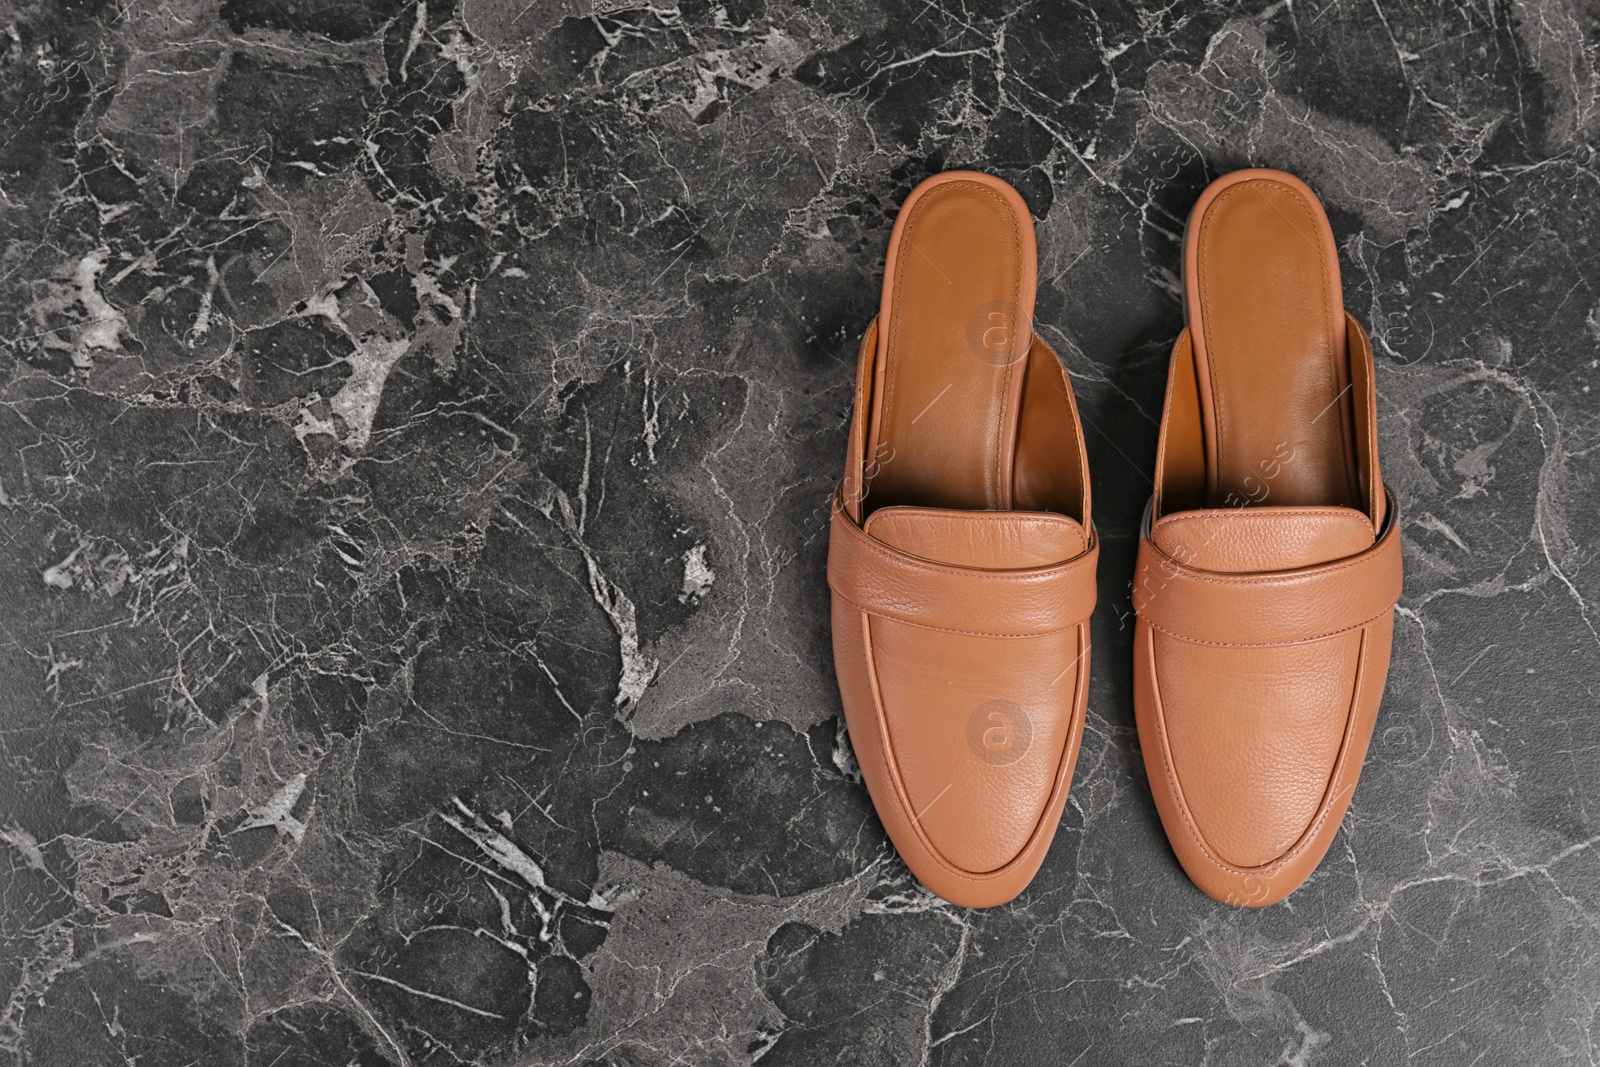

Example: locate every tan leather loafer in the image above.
[1133,168,1403,907]
[828,171,1098,908]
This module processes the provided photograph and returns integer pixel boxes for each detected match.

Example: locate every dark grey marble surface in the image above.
[0,0,1595,1064]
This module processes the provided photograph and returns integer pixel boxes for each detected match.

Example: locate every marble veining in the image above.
[1,0,1597,1064]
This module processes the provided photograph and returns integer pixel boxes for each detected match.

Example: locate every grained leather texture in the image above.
[828,171,1096,908]
[870,507,1086,569]
[1136,168,1402,907]
[1134,501,1401,647]
[1151,505,1372,573]
[829,503,1095,636]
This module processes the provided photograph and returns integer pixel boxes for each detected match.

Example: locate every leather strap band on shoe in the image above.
[1132,487,1402,647]
[827,492,1099,637]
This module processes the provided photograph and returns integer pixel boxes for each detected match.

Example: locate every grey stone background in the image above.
[0,0,1596,1064]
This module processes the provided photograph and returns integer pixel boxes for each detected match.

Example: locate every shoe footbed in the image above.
[865,174,1036,514]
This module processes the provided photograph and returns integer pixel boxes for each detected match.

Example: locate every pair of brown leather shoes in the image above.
[828,169,1402,908]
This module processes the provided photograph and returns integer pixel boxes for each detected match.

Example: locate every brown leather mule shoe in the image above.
[1133,168,1402,907]
[828,171,1098,908]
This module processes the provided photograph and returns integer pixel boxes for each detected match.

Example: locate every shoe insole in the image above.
[865,174,1036,514]
[1186,173,1361,511]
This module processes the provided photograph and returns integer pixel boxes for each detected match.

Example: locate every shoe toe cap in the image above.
[1145,627,1368,900]
[872,619,1085,874]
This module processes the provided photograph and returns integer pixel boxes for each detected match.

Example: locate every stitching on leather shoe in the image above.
[829,585,1081,638]
[840,508,1098,581]
[862,612,1088,888]
[1145,530,1398,587]
[1151,507,1375,540]
[1146,622,1372,881]
[1144,605,1394,648]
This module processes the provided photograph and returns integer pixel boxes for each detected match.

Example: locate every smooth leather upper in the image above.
[829,171,1096,907]
[1136,169,1402,907]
